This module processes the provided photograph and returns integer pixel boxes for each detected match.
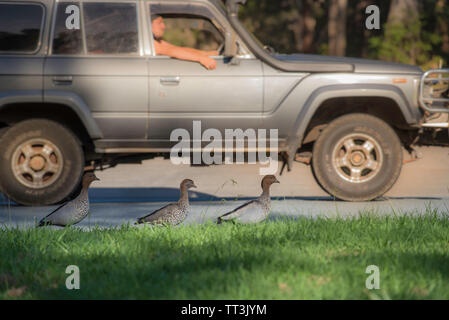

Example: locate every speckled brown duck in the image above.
[217,175,280,224]
[136,179,197,226]
[38,172,100,227]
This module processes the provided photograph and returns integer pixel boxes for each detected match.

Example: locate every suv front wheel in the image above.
[0,119,84,206]
[312,113,403,201]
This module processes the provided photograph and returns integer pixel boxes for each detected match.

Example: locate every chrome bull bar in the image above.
[419,69,449,113]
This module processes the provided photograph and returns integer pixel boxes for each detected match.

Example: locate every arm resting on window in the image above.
[155,41,217,70]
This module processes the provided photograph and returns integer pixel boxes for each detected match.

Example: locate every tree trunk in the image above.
[436,0,449,56]
[385,0,419,64]
[328,0,348,56]
[387,0,419,25]
[289,0,317,53]
[301,0,317,53]
[355,0,373,58]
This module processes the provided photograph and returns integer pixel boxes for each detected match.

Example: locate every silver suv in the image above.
[0,0,448,205]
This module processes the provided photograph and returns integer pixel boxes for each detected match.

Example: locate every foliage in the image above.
[1,213,448,299]
[238,0,449,68]
[369,21,443,69]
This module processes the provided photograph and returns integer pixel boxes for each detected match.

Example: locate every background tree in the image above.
[369,0,445,68]
[387,0,418,25]
[328,0,348,56]
[434,0,449,64]
[238,0,449,69]
[288,0,313,53]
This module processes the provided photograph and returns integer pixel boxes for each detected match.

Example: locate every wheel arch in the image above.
[288,84,420,149]
[0,92,103,147]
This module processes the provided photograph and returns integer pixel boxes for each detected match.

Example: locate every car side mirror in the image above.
[224,31,237,57]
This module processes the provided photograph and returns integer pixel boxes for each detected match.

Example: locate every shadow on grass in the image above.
[28,246,449,299]
[2,221,448,299]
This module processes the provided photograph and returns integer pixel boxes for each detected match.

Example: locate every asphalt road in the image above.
[1,146,448,229]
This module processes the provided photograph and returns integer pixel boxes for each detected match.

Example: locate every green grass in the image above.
[1,213,448,300]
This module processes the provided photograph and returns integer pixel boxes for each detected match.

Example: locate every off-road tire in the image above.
[312,113,403,201]
[0,119,84,206]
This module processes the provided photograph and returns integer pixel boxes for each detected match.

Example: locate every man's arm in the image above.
[155,40,217,70]
[182,47,219,57]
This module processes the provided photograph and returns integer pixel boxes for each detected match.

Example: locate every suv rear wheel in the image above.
[0,119,84,206]
[312,113,403,201]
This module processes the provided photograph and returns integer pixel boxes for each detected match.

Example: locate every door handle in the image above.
[52,76,73,85]
[160,76,180,85]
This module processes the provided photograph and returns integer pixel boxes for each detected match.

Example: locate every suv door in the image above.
[146,1,263,149]
[44,1,148,149]
[0,1,47,104]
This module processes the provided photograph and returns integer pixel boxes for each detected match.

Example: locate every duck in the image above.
[217,175,280,224]
[38,172,100,227]
[136,179,197,226]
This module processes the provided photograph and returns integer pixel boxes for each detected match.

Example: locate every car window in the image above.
[159,15,224,52]
[52,2,139,55]
[52,2,83,54]
[84,2,138,54]
[0,3,44,53]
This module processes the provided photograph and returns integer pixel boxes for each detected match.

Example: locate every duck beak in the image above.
[95,177,100,181]
[275,179,280,184]
[191,183,197,188]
